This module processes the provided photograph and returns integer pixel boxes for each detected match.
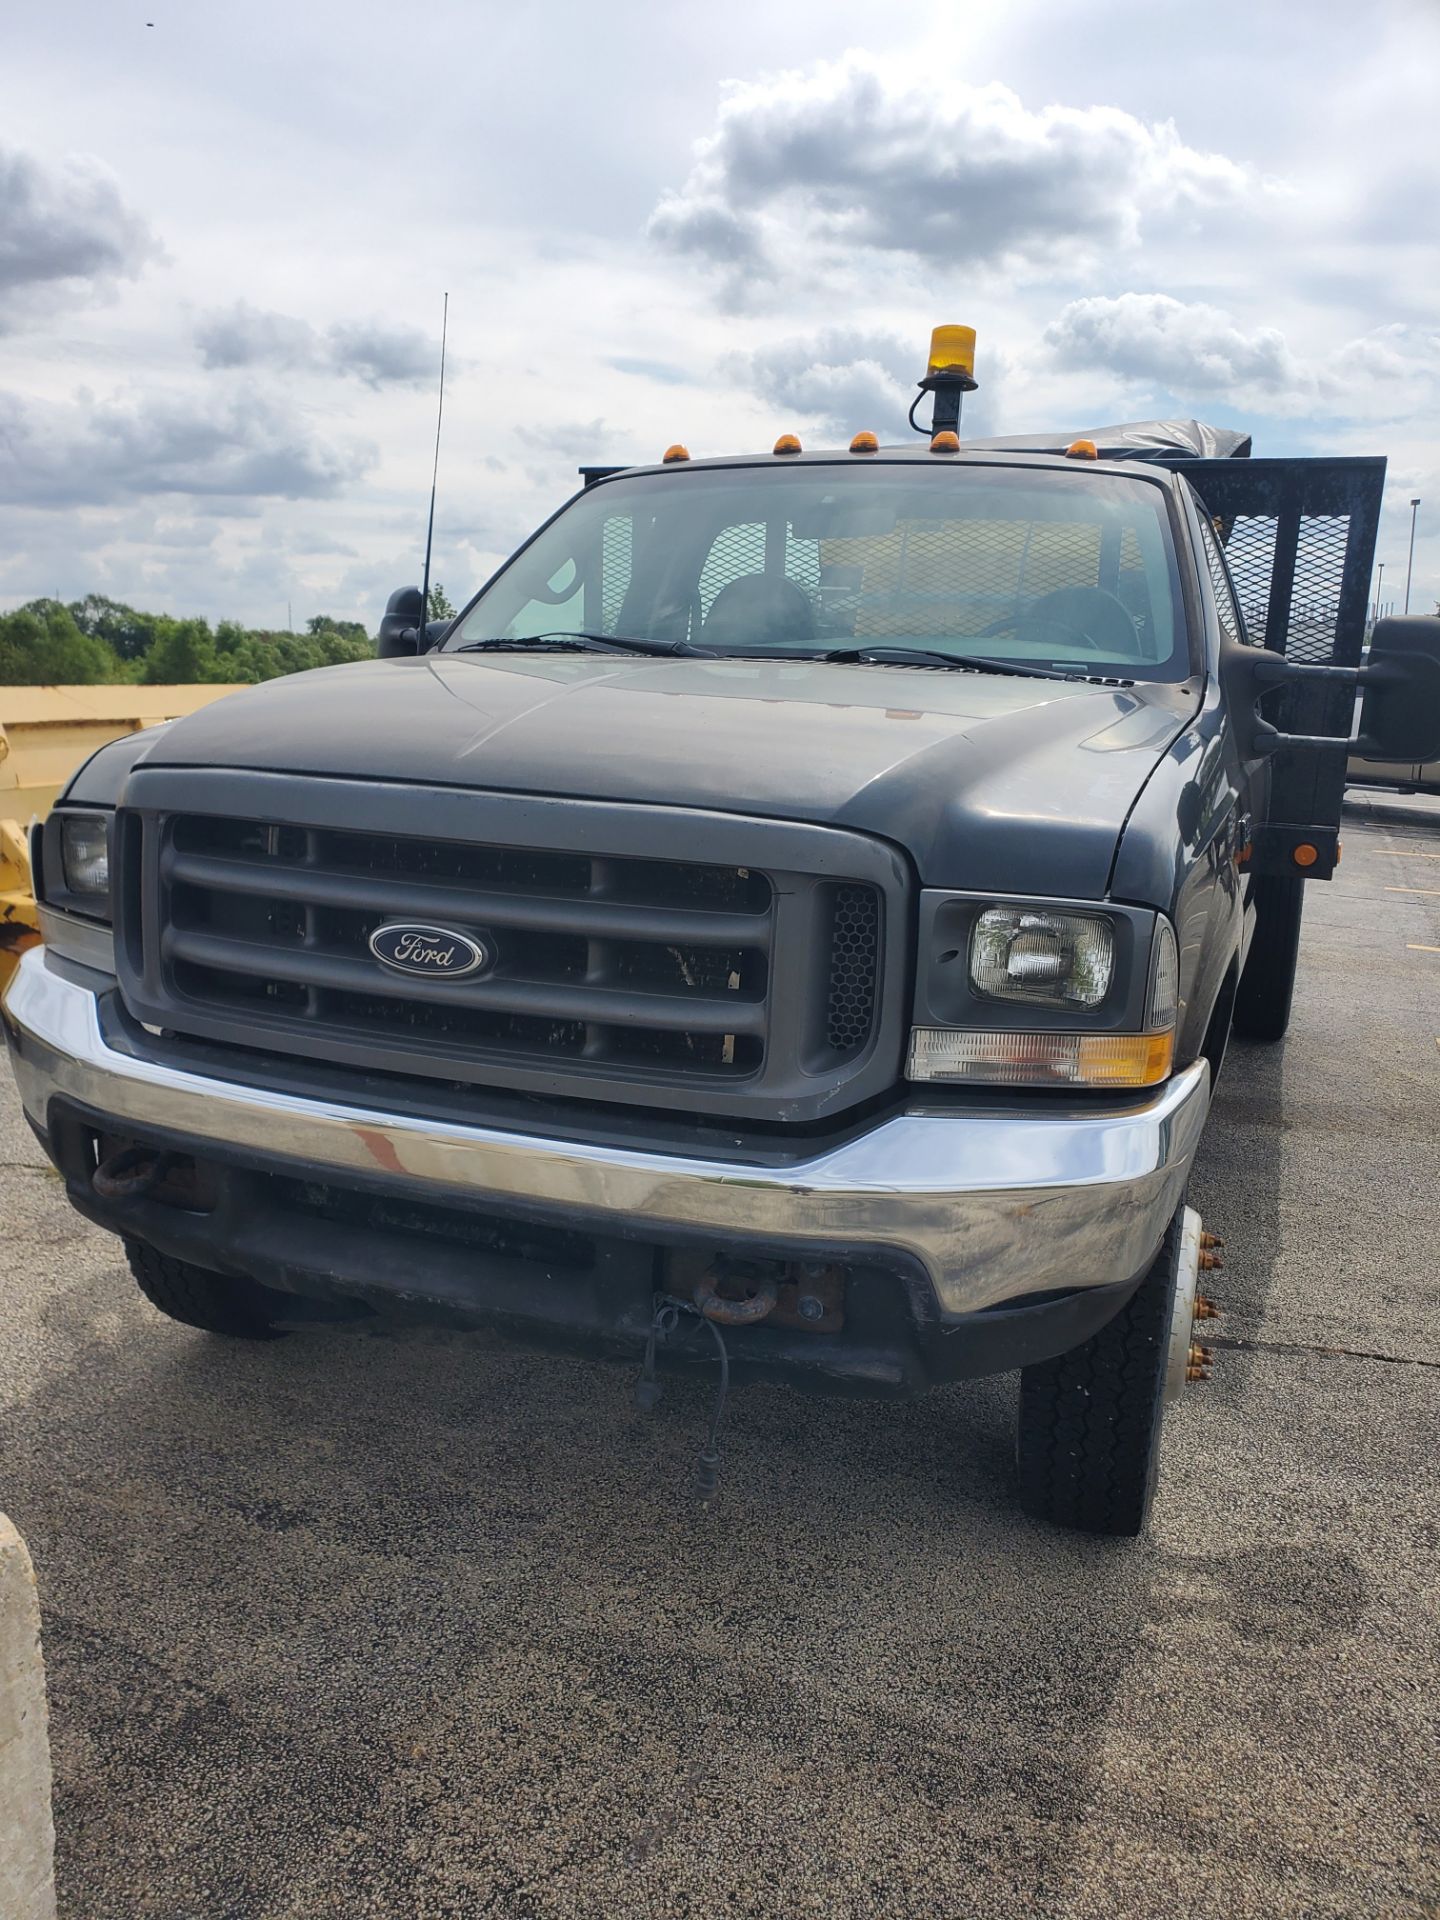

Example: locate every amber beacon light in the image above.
[912,323,979,439]
[928,325,977,380]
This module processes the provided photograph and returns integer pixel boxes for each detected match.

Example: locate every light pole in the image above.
[1375,561,1385,623]
[1404,498,1421,613]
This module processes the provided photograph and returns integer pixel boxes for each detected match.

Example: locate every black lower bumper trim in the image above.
[44,1099,1139,1398]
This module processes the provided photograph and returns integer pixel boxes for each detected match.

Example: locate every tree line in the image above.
[0,587,457,686]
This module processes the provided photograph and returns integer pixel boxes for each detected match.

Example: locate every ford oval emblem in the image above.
[368,922,489,979]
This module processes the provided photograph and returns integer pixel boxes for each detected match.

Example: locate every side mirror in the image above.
[1357,616,1440,762]
[377,585,424,658]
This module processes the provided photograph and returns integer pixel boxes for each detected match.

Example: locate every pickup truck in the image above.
[7,326,1439,1534]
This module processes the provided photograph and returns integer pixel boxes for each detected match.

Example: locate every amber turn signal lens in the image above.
[929,430,960,453]
[849,430,879,453]
[1065,438,1099,460]
[907,1028,1174,1088]
[772,433,802,455]
[1293,843,1319,868]
[661,443,690,464]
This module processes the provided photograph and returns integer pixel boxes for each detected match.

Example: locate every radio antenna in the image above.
[419,291,449,634]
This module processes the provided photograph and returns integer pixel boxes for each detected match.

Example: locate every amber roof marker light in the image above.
[910,323,979,440]
[772,433,802,455]
[661,443,690,464]
[930,430,960,454]
[849,431,879,454]
[1065,438,1099,461]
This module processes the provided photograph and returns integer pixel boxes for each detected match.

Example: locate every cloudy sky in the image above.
[4,0,1437,629]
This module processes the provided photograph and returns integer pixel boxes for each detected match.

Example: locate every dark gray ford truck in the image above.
[8,328,1439,1532]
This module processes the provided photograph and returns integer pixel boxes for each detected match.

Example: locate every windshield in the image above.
[446,462,1188,679]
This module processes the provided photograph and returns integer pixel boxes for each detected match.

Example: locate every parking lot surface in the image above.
[2,796,1438,1920]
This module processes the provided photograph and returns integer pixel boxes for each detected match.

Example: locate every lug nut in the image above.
[1193,1295,1222,1321]
[1188,1343,1214,1368]
[1200,1231,1224,1251]
[1199,1249,1225,1271]
[1186,1362,1214,1383]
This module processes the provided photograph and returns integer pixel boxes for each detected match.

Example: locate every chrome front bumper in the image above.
[3,949,1210,1321]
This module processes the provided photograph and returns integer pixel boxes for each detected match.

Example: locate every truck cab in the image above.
[7,327,1439,1535]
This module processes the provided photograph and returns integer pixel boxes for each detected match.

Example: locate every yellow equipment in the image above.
[0,684,243,990]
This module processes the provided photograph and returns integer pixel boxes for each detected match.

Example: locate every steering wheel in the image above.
[982,586,1141,657]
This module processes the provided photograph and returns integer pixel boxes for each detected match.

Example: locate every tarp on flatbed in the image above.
[965,420,1251,462]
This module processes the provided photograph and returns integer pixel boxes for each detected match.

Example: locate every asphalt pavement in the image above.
[1,794,1437,1920]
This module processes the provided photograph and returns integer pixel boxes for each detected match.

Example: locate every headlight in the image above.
[908,892,1179,1089]
[61,814,110,896]
[970,907,1114,1009]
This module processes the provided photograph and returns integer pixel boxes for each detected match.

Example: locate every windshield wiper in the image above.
[819,645,1086,683]
[454,631,711,658]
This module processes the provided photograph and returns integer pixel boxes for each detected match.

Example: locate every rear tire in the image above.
[1232,873,1305,1042]
[124,1239,288,1339]
[1016,1208,1182,1536]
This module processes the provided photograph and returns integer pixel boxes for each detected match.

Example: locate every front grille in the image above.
[114,785,903,1121]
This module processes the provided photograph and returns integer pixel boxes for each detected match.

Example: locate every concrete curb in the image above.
[0,1514,56,1920]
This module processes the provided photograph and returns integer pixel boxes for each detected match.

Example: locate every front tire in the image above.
[1232,873,1305,1042]
[1015,1208,1183,1536]
[125,1239,288,1339]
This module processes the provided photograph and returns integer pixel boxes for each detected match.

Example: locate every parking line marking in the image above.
[1407,944,1440,953]
[1383,887,1440,895]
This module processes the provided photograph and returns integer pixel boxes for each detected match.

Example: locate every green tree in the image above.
[142,618,228,684]
[0,596,375,687]
[0,603,124,684]
[66,594,161,661]
[427,583,456,621]
[306,614,371,646]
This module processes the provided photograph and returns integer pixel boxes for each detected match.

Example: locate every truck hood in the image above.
[134,652,1195,898]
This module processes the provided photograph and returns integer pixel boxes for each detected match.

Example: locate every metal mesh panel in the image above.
[1285,517,1350,663]
[696,523,823,620]
[784,532,822,597]
[698,523,765,618]
[826,521,1105,640]
[1217,513,1351,662]
[1219,515,1278,644]
[600,516,632,633]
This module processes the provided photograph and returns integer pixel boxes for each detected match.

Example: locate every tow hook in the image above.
[691,1259,779,1327]
[92,1145,172,1201]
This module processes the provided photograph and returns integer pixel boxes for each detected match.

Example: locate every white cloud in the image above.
[649,56,1259,299]
[1044,294,1311,400]
[0,142,162,331]
[0,385,371,508]
[196,303,438,387]
[1044,294,1440,418]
